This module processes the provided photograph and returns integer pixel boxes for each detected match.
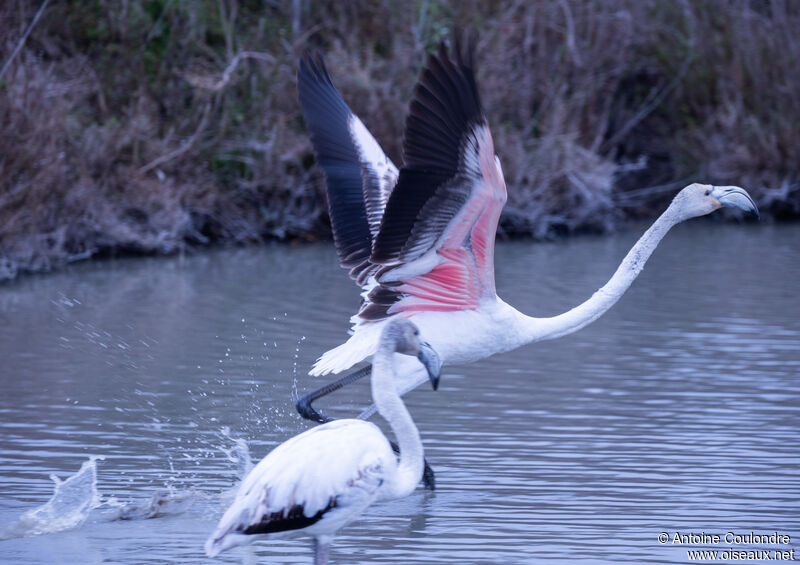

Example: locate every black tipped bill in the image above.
[713,185,759,219]
[417,341,442,391]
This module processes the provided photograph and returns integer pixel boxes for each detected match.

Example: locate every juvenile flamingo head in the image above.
[382,318,442,390]
[670,183,759,221]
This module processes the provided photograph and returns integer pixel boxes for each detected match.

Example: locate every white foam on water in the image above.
[1,456,103,539]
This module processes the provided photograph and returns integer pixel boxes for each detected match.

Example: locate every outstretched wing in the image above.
[297,54,399,285]
[359,38,507,321]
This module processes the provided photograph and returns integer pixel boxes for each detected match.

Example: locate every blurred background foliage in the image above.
[1,0,798,279]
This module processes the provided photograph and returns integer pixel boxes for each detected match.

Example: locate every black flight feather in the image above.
[297,53,373,276]
[242,499,337,535]
[371,35,485,265]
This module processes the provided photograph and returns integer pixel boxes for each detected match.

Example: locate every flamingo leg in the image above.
[296,366,437,490]
[314,537,331,565]
[296,365,373,423]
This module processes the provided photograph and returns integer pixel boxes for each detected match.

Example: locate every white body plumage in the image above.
[205,419,396,557]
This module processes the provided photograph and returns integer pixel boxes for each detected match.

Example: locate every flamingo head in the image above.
[383,318,442,391]
[670,183,759,221]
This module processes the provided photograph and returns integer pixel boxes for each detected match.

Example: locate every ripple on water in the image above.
[0,224,798,563]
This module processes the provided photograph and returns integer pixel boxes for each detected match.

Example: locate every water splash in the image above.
[213,428,255,509]
[1,456,103,540]
[291,335,306,401]
[100,489,198,521]
[220,427,253,479]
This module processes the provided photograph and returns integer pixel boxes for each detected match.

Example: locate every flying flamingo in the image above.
[295,39,758,425]
[205,318,441,563]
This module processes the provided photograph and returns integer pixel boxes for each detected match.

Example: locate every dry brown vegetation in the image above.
[1,0,798,280]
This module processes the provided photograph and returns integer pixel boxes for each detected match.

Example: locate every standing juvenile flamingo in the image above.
[205,319,441,563]
[295,38,759,424]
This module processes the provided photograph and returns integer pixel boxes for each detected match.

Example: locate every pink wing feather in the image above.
[359,38,507,322]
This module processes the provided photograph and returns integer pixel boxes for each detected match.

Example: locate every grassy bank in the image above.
[1,0,797,280]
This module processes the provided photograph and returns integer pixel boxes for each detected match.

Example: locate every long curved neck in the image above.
[523,203,682,342]
[371,346,423,499]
